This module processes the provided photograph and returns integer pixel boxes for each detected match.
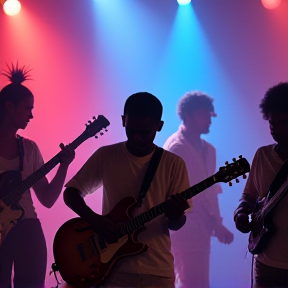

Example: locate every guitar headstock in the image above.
[83,115,110,140]
[215,156,250,185]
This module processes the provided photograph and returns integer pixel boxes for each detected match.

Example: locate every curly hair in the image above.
[177,91,215,121]
[124,92,163,122]
[260,82,288,120]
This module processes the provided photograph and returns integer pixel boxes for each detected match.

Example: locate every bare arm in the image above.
[63,187,100,221]
[32,143,75,208]
[63,187,119,243]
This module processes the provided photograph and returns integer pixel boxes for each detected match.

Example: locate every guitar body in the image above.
[53,197,148,288]
[0,170,24,244]
[248,198,274,254]
[53,156,250,287]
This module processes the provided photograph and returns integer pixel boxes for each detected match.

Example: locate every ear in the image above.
[121,115,125,127]
[157,121,164,132]
[5,101,16,114]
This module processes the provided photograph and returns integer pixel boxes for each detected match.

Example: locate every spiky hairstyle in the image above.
[177,91,215,121]
[2,62,32,85]
[0,63,33,120]
[124,92,163,122]
[260,82,288,120]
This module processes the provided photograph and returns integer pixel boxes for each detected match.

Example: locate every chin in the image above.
[19,123,28,129]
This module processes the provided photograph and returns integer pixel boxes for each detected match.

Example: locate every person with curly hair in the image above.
[0,63,75,288]
[234,82,288,288]
[164,91,234,288]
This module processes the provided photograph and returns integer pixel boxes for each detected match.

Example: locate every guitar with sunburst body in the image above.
[53,156,250,288]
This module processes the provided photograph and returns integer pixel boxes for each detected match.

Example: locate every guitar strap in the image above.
[266,158,288,202]
[17,135,25,172]
[137,146,164,207]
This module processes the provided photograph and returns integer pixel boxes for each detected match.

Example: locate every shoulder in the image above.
[21,137,42,156]
[162,148,187,167]
[163,131,182,150]
[202,139,215,151]
[91,142,124,158]
[254,144,275,158]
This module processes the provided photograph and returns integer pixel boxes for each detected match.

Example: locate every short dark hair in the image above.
[260,82,288,120]
[177,91,215,120]
[124,92,163,121]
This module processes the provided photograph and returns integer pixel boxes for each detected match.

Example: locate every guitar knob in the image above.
[105,129,108,132]
[95,136,98,139]
[243,174,247,179]
[229,182,232,186]
[100,132,103,136]
[236,179,240,183]
[225,161,228,165]
[232,158,236,162]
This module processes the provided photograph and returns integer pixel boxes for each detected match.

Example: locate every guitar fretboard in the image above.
[261,178,288,218]
[118,175,217,236]
[2,133,89,207]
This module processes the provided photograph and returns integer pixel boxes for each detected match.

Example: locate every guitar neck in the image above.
[5,133,87,205]
[262,179,288,217]
[120,175,217,236]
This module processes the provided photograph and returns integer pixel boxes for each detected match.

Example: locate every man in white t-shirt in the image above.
[234,82,288,287]
[164,91,234,288]
[63,92,191,288]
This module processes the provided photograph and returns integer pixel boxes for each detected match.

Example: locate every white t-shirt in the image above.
[241,144,288,269]
[163,125,222,224]
[65,141,190,279]
[0,137,44,219]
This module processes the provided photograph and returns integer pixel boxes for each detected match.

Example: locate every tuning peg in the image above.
[239,155,242,159]
[236,178,240,183]
[88,120,92,124]
[93,116,96,120]
[232,158,236,162]
[105,129,108,132]
[243,174,247,179]
[229,182,232,186]
[100,132,103,136]
[95,135,98,139]
[85,123,88,127]
[225,161,229,165]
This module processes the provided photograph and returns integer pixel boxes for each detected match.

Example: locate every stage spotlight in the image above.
[177,0,191,6]
[261,0,281,9]
[3,0,21,16]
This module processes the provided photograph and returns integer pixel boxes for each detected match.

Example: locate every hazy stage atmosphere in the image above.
[1,0,288,287]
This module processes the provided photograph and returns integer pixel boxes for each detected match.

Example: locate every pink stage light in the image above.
[261,0,281,9]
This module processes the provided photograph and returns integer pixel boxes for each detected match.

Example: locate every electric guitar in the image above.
[0,115,110,245]
[53,156,250,288]
[248,177,288,254]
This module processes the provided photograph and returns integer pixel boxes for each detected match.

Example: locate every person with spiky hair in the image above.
[234,82,288,288]
[0,63,75,288]
[63,92,191,288]
[163,91,234,288]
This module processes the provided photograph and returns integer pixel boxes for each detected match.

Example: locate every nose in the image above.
[29,111,34,119]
